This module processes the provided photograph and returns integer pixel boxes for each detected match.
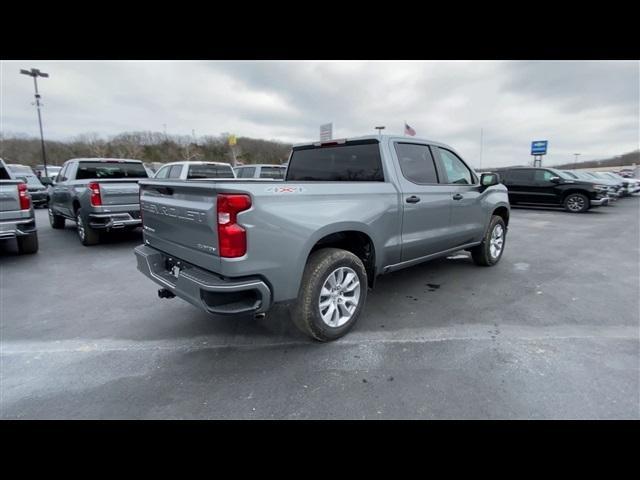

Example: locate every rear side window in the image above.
[394,143,439,184]
[287,140,383,182]
[168,165,183,179]
[188,164,234,179]
[260,167,286,179]
[0,164,10,180]
[76,162,149,180]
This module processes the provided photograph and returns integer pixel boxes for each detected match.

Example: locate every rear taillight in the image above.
[18,183,31,210]
[88,181,102,206]
[217,193,251,258]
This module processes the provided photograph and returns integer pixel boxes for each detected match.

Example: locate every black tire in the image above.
[471,215,506,266]
[76,208,100,246]
[49,207,65,229]
[564,192,589,213]
[291,248,368,342]
[17,233,39,254]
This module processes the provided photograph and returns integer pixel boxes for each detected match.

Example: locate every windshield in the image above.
[75,161,149,180]
[8,165,33,175]
[43,167,61,175]
[23,175,44,187]
[547,168,574,180]
[604,172,626,181]
[562,171,579,179]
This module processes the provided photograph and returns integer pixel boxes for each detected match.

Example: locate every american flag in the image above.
[404,122,416,136]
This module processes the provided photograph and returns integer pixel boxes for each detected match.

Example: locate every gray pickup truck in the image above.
[0,158,39,254]
[135,135,510,341]
[48,158,149,245]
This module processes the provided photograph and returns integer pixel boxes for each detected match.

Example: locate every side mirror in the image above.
[481,172,500,189]
[40,177,53,186]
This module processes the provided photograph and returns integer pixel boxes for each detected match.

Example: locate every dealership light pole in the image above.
[375,126,385,136]
[20,68,50,177]
[573,153,581,169]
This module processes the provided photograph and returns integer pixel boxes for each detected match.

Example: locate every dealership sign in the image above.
[531,140,548,155]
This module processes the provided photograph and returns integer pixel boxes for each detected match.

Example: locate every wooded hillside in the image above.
[0,132,293,167]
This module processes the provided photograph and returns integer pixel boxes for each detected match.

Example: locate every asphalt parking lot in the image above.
[1,198,639,419]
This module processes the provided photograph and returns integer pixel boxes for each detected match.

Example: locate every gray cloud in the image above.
[1,60,638,168]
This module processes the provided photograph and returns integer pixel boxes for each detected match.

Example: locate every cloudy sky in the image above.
[1,60,638,167]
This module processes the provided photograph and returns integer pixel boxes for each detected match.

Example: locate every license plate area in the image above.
[164,256,189,279]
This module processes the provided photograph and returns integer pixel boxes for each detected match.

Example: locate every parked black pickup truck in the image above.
[496,167,610,213]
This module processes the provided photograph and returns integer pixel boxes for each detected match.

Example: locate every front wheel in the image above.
[471,215,506,266]
[291,248,368,342]
[564,193,589,213]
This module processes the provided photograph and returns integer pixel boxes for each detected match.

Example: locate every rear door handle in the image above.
[452,193,464,200]
[405,195,421,204]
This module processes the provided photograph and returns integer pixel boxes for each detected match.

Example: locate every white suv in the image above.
[154,161,236,180]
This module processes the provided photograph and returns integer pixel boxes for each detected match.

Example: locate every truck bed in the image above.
[139,178,401,302]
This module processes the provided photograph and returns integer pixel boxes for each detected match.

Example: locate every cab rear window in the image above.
[187,164,235,179]
[286,140,384,182]
[76,162,148,180]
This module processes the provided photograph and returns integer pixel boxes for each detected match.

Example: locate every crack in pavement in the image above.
[2,324,638,356]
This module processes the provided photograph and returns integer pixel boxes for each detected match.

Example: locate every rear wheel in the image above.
[49,207,65,229]
[471,215,506,266]
[291,248,367,342]
[17,232,39,254]
[564,193,589,213]
[76,208,100,246]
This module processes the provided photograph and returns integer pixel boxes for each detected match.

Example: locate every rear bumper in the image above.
[29,191,48,205]
[134,244,272,315]
[89,211,141,230]
[0,217,37,240]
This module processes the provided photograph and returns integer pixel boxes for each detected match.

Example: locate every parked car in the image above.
[6,164,36,176]
[599,171,640,195]
[234,164,287,179]
[34,165,62,181]
[12,173,49,208]
[48,158,149,245]
[135,135,509,341]
[153,161,236,180]
[496,167,609,213]
[0,158,38,254]
[562,171,622,200]
[616,168,637,179]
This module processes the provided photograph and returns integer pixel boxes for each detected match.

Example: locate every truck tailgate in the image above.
[0,181,22,214]
[98,179,141,206]
[140,181,221,269]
